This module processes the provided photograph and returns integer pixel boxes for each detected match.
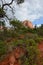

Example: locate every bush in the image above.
[13,39,39,65]
[35,37,43,43]
[0,40,7,56]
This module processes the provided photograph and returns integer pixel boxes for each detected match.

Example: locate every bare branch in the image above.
[2,0,14,9]
[7,5,14,14]
[0,0,24,20]
[5,14,11,20]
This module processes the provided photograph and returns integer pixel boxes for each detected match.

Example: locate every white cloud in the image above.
[37,24,41,27]
[0,0,43,22]
[14,0,43,22]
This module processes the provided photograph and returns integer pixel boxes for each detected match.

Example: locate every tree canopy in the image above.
[0,0,24,20]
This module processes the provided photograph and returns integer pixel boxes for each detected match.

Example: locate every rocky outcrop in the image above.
[23,20,34,29]
[0,46,27,65]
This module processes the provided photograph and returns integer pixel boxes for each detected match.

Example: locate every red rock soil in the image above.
[0,47,26,65]
[0,41,43,65]
[38,41,43,65]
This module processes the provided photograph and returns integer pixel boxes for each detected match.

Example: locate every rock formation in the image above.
[23,20,34,29]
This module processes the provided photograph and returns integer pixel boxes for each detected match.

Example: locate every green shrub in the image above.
[14,39,39,65]
[35,37,43,43]
[0,40,7,56]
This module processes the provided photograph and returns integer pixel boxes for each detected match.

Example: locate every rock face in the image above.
[23,20,34,28]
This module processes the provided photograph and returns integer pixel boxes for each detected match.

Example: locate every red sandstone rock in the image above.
[23,20,34,29]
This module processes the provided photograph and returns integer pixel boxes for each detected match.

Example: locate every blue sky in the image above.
[33,17,43,25]
[0,0,43,26]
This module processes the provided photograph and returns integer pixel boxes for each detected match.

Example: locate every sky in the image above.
[0,0,43,26]
[14,0,43,25]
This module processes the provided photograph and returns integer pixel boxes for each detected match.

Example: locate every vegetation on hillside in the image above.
[0,19,43,65]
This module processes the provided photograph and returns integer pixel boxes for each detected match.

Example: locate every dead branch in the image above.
[2,0,14,9]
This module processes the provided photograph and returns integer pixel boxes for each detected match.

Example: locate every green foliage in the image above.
[10,19,28,34]
[12,39,39,65]
[36,24,43,37]
[40,24,43,28]
[35,37,43,43]
[17,0,24,4]
[10,19,22,29]
[0,40,7,56]
[0,19,43,64]
[26,46,38,65]
[24,39,39,65]
[0,21,5,26]
[0,7,5,18]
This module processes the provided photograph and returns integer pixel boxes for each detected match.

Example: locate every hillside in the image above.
[0,19,43,65]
